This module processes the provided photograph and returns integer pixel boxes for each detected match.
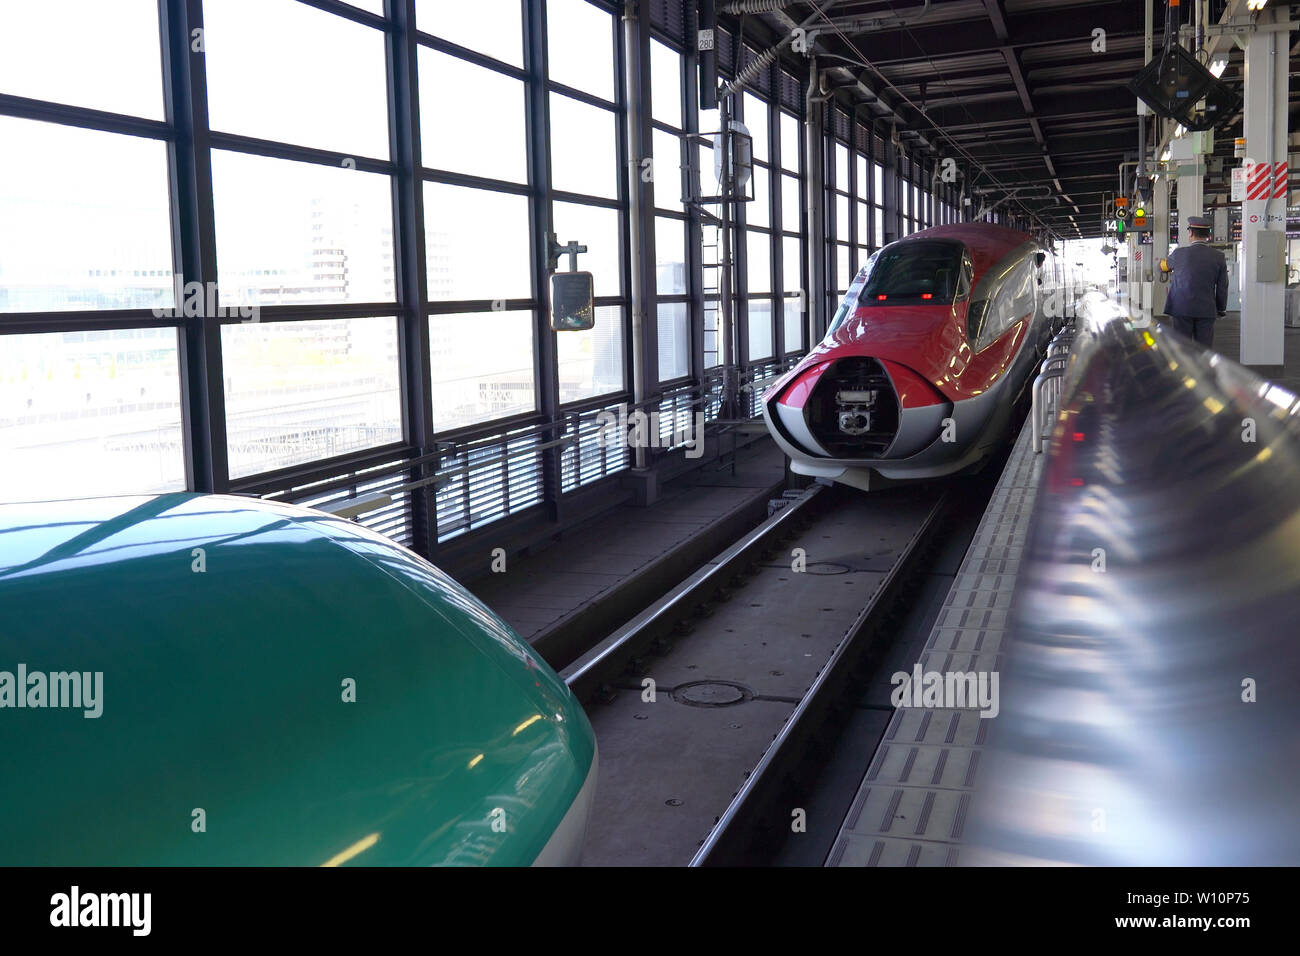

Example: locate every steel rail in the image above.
[564,484,825,703]
[689,489,950,866]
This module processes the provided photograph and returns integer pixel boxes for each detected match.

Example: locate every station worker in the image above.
[1160,215,1228,348]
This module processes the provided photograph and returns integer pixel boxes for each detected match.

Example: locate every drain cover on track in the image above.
[672,680,753,707]
[807,562,851,575]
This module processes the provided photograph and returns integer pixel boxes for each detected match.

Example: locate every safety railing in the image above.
[1031,323,1077,454]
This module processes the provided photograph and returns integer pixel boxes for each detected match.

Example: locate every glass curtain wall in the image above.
[0,0,816,552]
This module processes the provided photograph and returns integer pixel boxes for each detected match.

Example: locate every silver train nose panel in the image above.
[963,295,1300,866]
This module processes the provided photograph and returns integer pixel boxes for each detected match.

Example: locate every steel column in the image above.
[803,55,825,342]
[1240,4,1290,365]
[1151,169,1169,315]
[524,0,564,519]
[387,0,436,553]
[623,0,654,469]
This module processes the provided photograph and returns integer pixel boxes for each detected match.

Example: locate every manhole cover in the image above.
[807,562,851,575]
[672,680,752,707]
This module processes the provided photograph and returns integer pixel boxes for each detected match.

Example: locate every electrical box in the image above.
[1168,130,1214,161]
[1254,230,1286,283]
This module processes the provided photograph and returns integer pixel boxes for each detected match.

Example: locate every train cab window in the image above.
[827,252,878,334]
[966,244,1039,352]
[857,239,966,306]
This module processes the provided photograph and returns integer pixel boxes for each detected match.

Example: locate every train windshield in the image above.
[827,255,877,334]
[858,239,967,306]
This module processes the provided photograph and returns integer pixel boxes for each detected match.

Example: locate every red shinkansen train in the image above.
[763,223,1069,489]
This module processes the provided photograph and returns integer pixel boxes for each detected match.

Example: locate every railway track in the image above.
[563,478,968,866]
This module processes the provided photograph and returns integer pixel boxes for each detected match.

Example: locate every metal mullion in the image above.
[421,168,532,196]
[546,80,618,113]
[229,440,414,497]
[554,391,630,418]
[887,134,900,243]
[546,189,623,210]
[295,0,390,29]
[388,0,435,552]
[559,385,630,411]
[434,410,547,446]
[849,120,860,255]
[648,28,685,54]
[0,311,181,335]
[823,116,835,313]
[658,374,694,390]
[413,31,529,80]
[0,93,171,140]
[654,207,690,222]
[790,102,806,350]
[161,0,228,494]
[771,98,785,359]
[426,299,537,315]
[229,303,400,323]
[731,91,750,376]
[682,16,704,388]
[207,129,394,174]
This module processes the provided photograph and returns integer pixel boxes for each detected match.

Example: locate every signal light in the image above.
[876,294,888,300]
[921,293,933,299]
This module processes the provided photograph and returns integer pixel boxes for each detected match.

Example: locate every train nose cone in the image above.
[806,357,900,458]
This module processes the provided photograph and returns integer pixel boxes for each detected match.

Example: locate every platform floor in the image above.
[826,417,1043,866]
[469,438,789,660]
[1177,312,1300,395]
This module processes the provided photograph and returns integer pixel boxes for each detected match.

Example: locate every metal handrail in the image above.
[1031,366,1065,454]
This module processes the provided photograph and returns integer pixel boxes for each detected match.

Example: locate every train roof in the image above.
[894,223,1045,276]
[0,492,595,865]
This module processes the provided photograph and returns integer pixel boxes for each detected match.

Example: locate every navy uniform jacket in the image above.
[1164,240,1228,319]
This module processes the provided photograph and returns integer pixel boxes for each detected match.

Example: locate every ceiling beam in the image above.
[849,3,1143,66]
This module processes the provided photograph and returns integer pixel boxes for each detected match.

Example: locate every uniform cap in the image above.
[1185,216,1212,230]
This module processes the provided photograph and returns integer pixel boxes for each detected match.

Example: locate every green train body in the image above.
[0,493,597,866]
